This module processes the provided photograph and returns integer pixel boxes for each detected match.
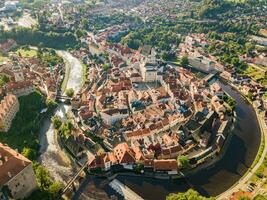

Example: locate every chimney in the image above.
[7,171,12,178]
[4,156,8,162]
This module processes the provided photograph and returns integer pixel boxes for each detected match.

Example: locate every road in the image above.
[39,51,83,183]
[217,84,267,199]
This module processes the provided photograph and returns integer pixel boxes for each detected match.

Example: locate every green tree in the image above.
[166,189,214,200]
[65,88,74,98]
[254,194,267,200]
[46,98,57,109]
[22,147,37,160]
[177,155,191,169]
[35,165,52,190]
[51,116,62,130]
[239,197,251,200]
[181,55,189,68]
[75,29,86,38]
[247,91,253,101]
[47,182,62,199]
[0,74,10,86]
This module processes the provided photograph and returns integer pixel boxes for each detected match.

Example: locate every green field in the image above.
[16,48,37,58]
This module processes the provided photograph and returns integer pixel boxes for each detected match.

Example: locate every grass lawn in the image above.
[16,48,37,58]
[0,54,7,62]
[244,65,264,81]
[0,91,53,160]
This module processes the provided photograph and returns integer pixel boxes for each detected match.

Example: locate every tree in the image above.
[238,197,251,200]
[75,29,86,38]
[51,116,62,130]
[166,189,214,200]
[47,182,62,199]
[247,91,253,101]
[103,63,110,71]
[254,194,267,200]
[177,155,191,169]
[0,74,10,86]
[65,88,74,98]
[181,55,189,68]
[22,147,37,160]
[46,98,57,109]
[35,165,52,190]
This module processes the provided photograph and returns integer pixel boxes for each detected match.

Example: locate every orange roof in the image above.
[113,142,136,164]
[154,159,178,171]
[6,81,32,92]
[0,143,31,186]
[230,191,252,200]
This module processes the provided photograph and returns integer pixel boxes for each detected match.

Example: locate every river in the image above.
[39,51,83,183]
[115,81,261,200]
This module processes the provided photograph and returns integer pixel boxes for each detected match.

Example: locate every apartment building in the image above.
[0,94,19,132]
[0,143,37,200]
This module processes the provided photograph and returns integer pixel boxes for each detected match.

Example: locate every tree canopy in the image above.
[166,189,214,200]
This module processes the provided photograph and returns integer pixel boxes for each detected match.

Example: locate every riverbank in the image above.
[216,79,267,199]
[38,51,84,183]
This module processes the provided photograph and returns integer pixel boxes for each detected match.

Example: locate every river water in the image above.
[39,51,83,183]
[116,81,261,199]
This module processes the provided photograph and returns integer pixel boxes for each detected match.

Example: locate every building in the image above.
[5,81,34,97]
[139,49,159,82]
[188,55,216,73]
[140,61,158,82]
[0,143,37,199]
[100,109,128,125]
[0,94,19,132]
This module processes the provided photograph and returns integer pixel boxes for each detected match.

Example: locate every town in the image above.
[0,0,267,200]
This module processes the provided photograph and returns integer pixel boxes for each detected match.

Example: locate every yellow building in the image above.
[0,94,19,132]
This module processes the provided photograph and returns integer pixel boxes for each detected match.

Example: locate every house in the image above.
[210,82,224,97]
[0,94,19,132]
[100,109,128,125]
[5,81,34,97]
[230,191,252,200]
[0,143,37,200]
[88,152,117,171]
[188,55,216,73]
[153,159,178,173]
[113,143,136,165]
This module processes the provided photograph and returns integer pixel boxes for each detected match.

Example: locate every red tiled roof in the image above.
[0,143,31,186]
[153,159,178,171]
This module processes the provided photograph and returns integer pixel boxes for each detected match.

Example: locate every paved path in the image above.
[217,85,267,199]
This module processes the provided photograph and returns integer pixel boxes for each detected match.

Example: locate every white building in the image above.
[100,109,128,125]
[188,55,216,73]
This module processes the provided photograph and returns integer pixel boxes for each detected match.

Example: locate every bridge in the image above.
[55,95,72,101]
[203,72,218,83]
[57,161,89,199]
